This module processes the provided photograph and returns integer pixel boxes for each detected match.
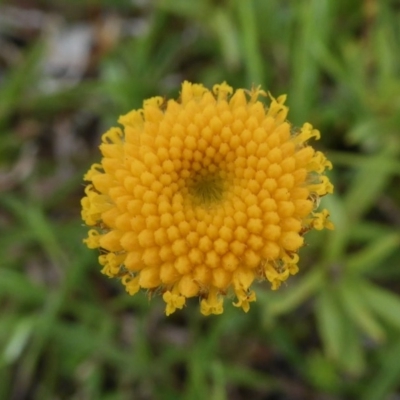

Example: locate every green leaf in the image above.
[316,278,365,376]
[235,0,264,85]
[328,151,400,176]
[223,364,275,391]
[347,119,384,149]
[346,232,400,274]
[315,285,365,374]
[358,281,400,331]
[267,269,323,316]
[339,313,365,376]
[0,196,67,267]
[157,0,209,19]
[0,41,44,128]
[210,9,240,70]
[344,148,398,221]
[0,269,44,305]
[210,361,226,400]
[315,286,346,361]
[362,340,400,400]
[289,0,333,124]
[349,221,394,242]
[2,317,36,365]
[306,351,341,393]
[337,278,385,343]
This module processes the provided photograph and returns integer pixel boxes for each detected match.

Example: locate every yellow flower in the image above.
[81,81,334,315]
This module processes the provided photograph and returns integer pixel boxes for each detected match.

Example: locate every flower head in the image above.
[81,81,334,315]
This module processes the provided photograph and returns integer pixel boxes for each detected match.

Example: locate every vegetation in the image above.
[1,0,399,399]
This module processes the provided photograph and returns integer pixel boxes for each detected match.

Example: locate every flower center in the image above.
[189,172,225,205]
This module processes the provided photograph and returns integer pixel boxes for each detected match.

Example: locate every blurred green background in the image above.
[1,0,400,399]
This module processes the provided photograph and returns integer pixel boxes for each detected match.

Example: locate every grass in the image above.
[1,0,400,399]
